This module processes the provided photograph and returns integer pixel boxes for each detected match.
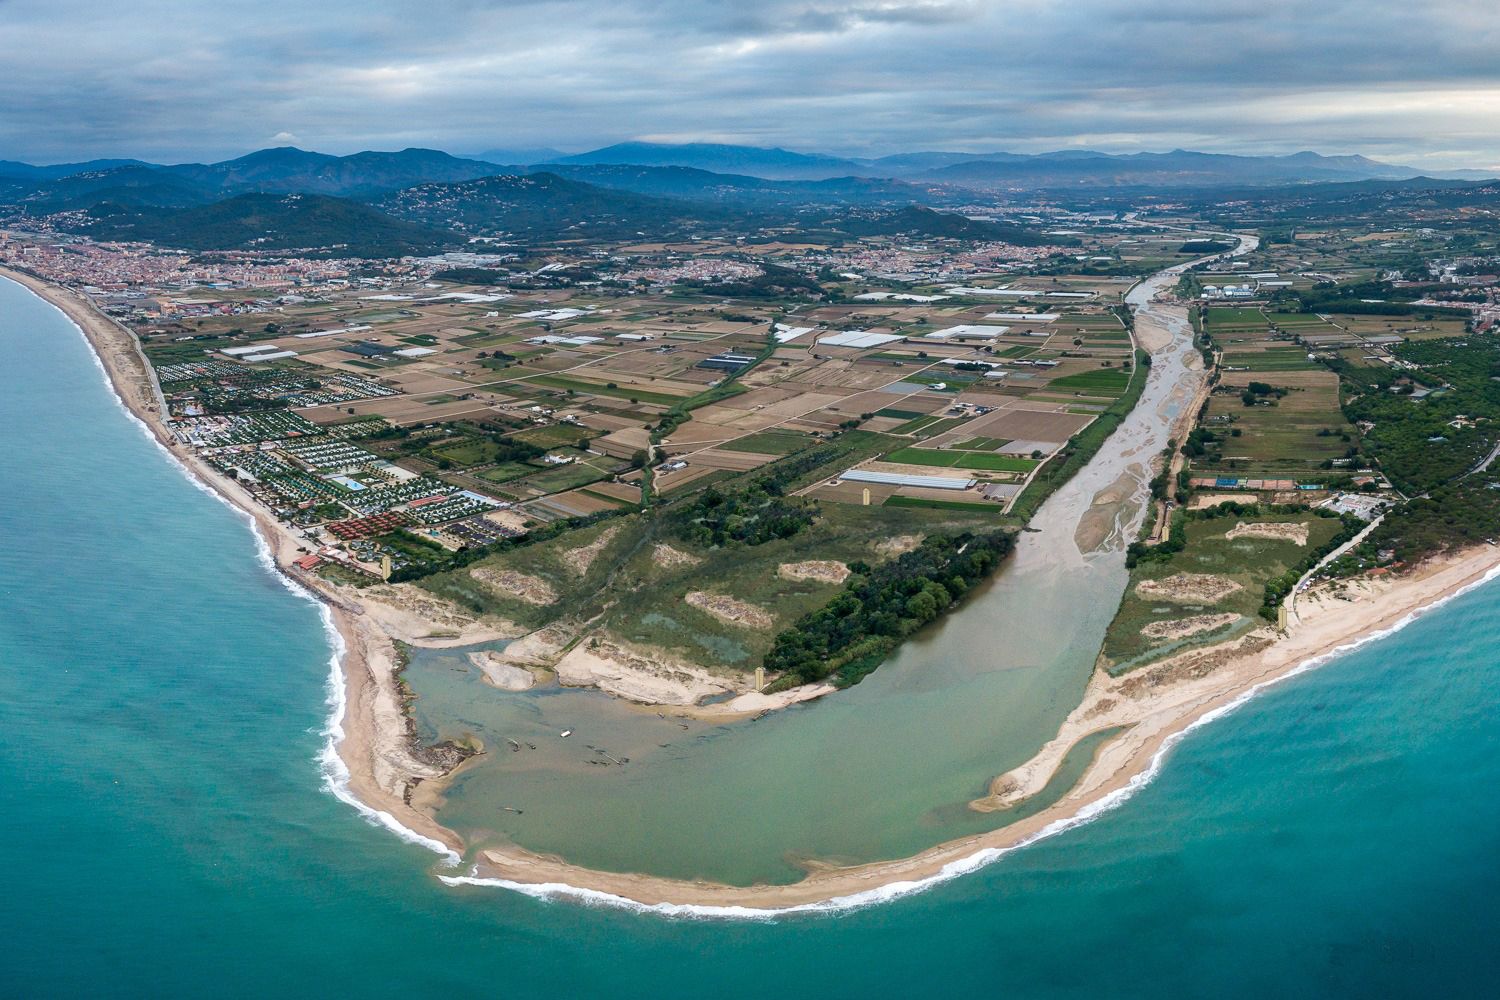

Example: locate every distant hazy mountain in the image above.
[82,193,455,257]
[554,142,870,181]
[542,141,1463,187]
[858,151,1039,172]
[0,158,155,181]
[539,163,927,206]
[920,149,1434,188]
[3,165,215,211]
[1,143,1481,212]
[471,146,567,165]
[5,143,1493,256]
[1179,176,1500,218]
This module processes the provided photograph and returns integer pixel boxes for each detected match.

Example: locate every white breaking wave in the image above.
[313,606,463,866]
[29,276,1500,920]
[439,559,1500,920]
[31,278,462,867]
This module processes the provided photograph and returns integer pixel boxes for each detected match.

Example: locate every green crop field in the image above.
[474,462,537,484]
[718,430,815,455]
[1222,348,1317,372]
[892,413,943,434]
[1197,373,1355,476]
[950,436,1012,451]
[426,437,496,466]
[513,374,685,406]
[1047,368,1130,394]
[511,423,594,449]
[1204,307,1266,328]
[497,461,611,496]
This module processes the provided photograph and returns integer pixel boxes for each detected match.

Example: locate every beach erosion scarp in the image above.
[15,261,1500,915]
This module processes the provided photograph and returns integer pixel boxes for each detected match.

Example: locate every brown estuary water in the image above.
[404,239,1256,885]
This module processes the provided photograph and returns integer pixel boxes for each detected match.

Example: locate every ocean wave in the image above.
[33,275,1500,920]
[36,280,462,867]
[312,607,463,866]
[440,559,1500,920]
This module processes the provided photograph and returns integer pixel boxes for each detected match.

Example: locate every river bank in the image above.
[438,538,1500,910]
[18,250,1500,914]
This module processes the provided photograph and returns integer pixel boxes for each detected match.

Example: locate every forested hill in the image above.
[374,171,755,238]
[81,193,456,257]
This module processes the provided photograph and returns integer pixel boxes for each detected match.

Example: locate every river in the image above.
[7,263,1500,997]
[403,239,1256,885]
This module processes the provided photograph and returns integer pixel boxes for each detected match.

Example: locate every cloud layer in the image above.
[5,0,1499,167]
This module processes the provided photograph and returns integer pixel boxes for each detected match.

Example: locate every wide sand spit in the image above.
[20,254,1500,912]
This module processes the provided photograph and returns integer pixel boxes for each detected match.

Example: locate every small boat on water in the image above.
[559,730,572,738]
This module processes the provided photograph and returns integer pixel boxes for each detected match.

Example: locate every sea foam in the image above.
[33,275,1500,920]
[439,558,1500,919]
[35,279,463,866]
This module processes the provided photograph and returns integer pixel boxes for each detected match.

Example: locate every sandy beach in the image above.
[452,543,1500,910]
[18,262,1500,912]
[0,265,468,855]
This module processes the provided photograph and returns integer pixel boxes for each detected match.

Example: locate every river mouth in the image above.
[404,243,1250,885]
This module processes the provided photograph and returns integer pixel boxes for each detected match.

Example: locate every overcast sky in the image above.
[5,0,1500,168]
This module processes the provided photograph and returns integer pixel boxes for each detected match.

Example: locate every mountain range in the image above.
[3,141,1485,201]
[0,142,1491,256]
[543,142,1490,186]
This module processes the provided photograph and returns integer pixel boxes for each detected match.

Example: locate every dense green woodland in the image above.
[1335,337,1500,565]
[764,531,1013,688]
[1337,341,1500,492]
[675,487,817,547]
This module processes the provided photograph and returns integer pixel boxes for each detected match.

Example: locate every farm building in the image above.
[698,352,759,372]
[841,469,977,490]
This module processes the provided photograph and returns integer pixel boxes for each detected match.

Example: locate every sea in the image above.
[4,273,1499,998]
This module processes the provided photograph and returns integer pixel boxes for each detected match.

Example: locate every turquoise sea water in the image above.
[4,274,1500,997]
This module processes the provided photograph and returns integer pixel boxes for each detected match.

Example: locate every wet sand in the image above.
[446,545,1500,911]
[0,266,466,854]
[23,241,1500,913]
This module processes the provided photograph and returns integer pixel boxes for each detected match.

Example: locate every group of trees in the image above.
[1240,381,1287,407]
[762,531,1014,687]
[1179,239,1236,254]
[1342,340,1500,494]
[675,486,816,548]
[1293,280,1470,319]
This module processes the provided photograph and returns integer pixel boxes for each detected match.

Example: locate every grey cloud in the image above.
[1,0,1498,168]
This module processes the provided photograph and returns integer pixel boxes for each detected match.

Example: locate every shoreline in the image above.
[441,542,1500,912]
[0,266,467,856]
[17,264,1500,914]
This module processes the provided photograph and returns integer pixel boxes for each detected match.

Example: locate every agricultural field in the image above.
[883,447,1038,473]
[1191,304,1361,482]
[110,219,1196,688]
[1194,369,1356,480]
